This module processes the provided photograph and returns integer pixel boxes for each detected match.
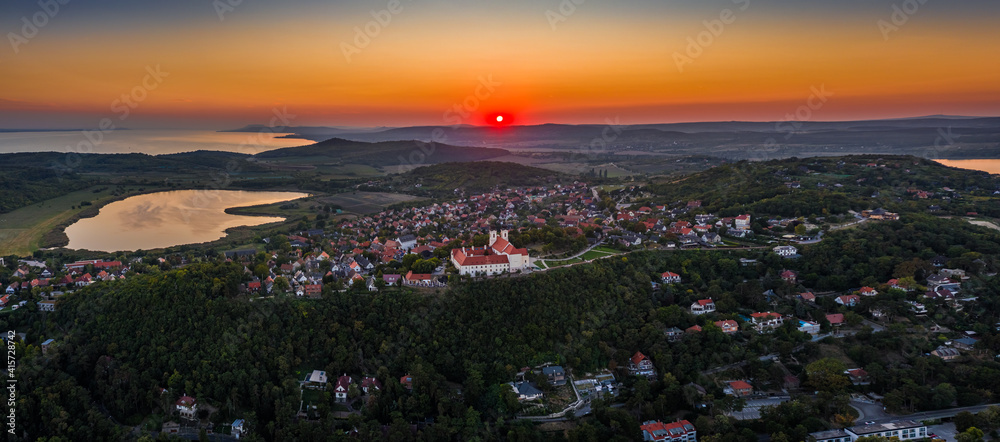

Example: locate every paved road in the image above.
[872,403,1000,424]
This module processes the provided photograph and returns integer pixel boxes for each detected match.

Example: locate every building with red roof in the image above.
[451,230,530,276]
[626,351,656,379]
[640,419,697,442]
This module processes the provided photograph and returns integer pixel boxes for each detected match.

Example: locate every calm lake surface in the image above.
[65,190,307,252]
[0,129,306,155]
[935,159,1000,174]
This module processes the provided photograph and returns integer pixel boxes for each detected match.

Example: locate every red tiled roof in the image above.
[630,351,648,366]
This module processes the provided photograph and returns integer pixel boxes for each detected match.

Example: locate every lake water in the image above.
[0,129,307,155]
[64,190,307,252]
[935,159,1000,175]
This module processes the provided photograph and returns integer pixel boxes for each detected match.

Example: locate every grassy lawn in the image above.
[592,246,619,254]
[580,249,616,260]
[0,186,140,256]
[541,257,583,267]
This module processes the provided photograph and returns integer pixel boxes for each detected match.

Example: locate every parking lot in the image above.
[927,422,958,441]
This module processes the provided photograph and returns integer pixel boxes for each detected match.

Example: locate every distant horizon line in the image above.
[3,113,999,132]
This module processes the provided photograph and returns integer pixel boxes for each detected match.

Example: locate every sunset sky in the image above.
[2,0,998,128]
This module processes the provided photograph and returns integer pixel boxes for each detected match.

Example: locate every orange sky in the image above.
[1,2,998,128]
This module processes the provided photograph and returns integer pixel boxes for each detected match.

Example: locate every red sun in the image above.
[488,113,513,127]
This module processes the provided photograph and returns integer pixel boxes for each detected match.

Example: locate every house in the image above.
[664,327,684,341]
[382,274,401,286]
[907,300,927,314]
[798,292,816,302]
[846,368,870,385]
[714,320,739,334]
[797,320,820,335]
[931,255,948,267]
[396,234,417,250]
[334,375,351,402]
[750,312,783,332]
[361,377,382,394]
[780,270,798,283]
[175,395,198,420]
[725,380,753,397]
[403,271,435,286]
[860,287,878,296]
[304,370,328,390]
[685,325,702,333]
[41,338,55,355]
[931,347,960,361]
[826,313,845,326]
[835,294,860,307]
[231,419,246,439]
[511,381,543,401]
[627,351,656,379]
[701,233,722,244]
[773,245,798,257]
[661,271,682,284]
[640,419,697,442]
[542,366,566,386]
[809,428,852,442]
[953,337,978,351]
[400,374,413,390]
[846,420,927,441]
[690,299,715,315]
[4,285,14,295]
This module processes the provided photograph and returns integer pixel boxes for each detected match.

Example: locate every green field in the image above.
[580,249,616,260]
[0,186,137,256]
[321,192,422,215]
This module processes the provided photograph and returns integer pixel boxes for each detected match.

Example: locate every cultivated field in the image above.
[320,191,422,215]
[0,186,121,255]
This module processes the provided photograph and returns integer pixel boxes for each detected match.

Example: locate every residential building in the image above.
[714,320,739,334]
[542,366,566,386]
[780,270,798,283]
[750,312,783,332]
[773,245,798,257]
[334,375,351,402]
[690,299,715,315]
[931,347,960,361]
[797,319,820,335]
[361,377,382,394]
[661,271,682,284]
[304,370,328,390]
[845,368,869,385]
[846,420,927,441]
[860,287,878,296]
[400,374,413,390]
[41,338,55,355]
[511,381,543,401]
[725,380,753,397]
[232,419,246,439]
[175,395,198,420]
[836,295,860,307]
[627,351,656,379]
[826,313,845,326]
[39,300,56,312]
[640,419,697,442]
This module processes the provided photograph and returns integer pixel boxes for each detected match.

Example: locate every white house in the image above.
[690,299,715,315]
[661,271,682,284]
[773,245,798,257]
[175,395,198,420]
